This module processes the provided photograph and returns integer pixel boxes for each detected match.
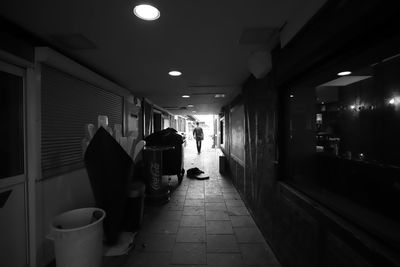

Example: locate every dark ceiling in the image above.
[0,0,326,115]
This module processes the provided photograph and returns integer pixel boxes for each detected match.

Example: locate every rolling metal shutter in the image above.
[41,65,123,179]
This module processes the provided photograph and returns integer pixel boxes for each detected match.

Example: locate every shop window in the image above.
[283,52,400,250]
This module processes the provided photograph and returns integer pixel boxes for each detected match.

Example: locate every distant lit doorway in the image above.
[153,110,162,132]
[187,114,218,151]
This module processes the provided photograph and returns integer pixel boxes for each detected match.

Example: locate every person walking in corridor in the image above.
[193,122,204,153]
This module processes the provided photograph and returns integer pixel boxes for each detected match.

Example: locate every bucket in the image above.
[50,207,106,267]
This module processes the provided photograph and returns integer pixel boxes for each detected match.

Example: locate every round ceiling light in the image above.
[182,95,190,98]
[337,71,352,76]
[169,71,182,76]
[133,4,160,21]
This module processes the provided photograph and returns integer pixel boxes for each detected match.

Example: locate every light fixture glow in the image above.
[214,94,225,98]
[169,71,182,76]
[133,4,160,21]
[289,94,294,98]
[389,97,400,105]
[350,105,356,110]
[187,104,194,108]
[182,95,190,98]
[337,71,352,76]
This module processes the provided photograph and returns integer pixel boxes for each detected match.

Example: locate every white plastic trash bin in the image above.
[51,207,106,267]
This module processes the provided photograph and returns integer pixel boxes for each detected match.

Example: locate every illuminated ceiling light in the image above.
[350,105,356,110]
[133,4,160,21]
[169,70,182,76]
[289,94,294,98]
[182,95,190,98]
[214,94,226,98]
[337,71,352,76]
[187,104,194,108]
[389,97,400,105]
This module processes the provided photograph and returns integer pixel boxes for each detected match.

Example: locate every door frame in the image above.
[0,59,29,266]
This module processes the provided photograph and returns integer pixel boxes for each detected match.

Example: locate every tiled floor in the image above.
[103,139,281,267]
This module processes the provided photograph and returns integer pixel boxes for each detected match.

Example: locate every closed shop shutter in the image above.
[41,65,123,179]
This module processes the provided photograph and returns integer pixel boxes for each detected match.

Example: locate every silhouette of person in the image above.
[193,122,204,153]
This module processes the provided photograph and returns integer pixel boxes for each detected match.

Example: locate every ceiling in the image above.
[0,0,323,115]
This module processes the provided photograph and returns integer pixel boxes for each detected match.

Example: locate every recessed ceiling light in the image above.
[182,95,190,98]
[337,71,352,76]
[169,71,182,76]
[214,94,225,98]
[133,4,160,21]
[187,104,194,108]
[289,94,294,98]
[389,97,400,105]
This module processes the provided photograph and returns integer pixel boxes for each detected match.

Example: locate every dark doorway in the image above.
[153,111,162,132]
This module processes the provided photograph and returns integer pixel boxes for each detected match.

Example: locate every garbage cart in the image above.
[144,128,185,183]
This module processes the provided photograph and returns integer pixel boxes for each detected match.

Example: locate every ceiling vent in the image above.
[51,33,97,50]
